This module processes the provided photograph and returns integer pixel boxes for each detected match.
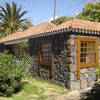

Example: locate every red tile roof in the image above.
[0,19,100,43]
[0,22,55,43]
[47,18,100,32]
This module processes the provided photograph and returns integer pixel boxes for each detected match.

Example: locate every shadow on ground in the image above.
[0,81,28,97]
[13,82,28,94]
[80,83,100,100]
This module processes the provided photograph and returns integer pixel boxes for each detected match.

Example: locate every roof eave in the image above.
[1,27,100,45]
[4,38,29,45]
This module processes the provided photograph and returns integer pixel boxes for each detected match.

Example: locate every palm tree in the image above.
[0,2,28,38]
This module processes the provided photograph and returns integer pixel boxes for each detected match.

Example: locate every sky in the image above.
[0,0,91,25]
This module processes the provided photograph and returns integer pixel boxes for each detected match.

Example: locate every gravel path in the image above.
[55,87,92,100]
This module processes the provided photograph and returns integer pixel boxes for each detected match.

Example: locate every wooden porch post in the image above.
[77,38,80,79]
[38,51,42,76]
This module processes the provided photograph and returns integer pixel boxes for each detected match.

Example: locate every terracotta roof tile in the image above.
[0,19,100,43]
[50,18,100,32]
[0,22,55,43]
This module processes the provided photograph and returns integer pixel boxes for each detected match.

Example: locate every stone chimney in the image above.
[18,28,23,33]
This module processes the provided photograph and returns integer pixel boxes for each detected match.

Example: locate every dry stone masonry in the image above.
[30,33,99,89]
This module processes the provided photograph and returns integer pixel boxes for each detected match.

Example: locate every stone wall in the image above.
[30,33,99,89]
[52,34,70,87]
[30,34,71,87]
[29,38,39,77]
[67,35,99,89]
[0,44,6,53]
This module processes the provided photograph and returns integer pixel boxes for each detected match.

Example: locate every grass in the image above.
[0,76,69,100]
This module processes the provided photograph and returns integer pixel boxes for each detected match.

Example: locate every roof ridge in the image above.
[72,18,100,24]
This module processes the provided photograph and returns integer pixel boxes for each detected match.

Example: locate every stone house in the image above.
[0,19,100,89]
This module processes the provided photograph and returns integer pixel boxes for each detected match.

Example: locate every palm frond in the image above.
[0,2,28,38]
[0,5,7,16]
[18,10,28,19]
[5,2,11,21]
[12,2,17,21]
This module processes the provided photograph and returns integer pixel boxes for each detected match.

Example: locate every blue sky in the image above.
[0,0,91,25]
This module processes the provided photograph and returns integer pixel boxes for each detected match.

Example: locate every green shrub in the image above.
[0,50,26,96]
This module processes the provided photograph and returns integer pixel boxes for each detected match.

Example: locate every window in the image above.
[80,42,95,63]
[38,42,53,78]
[77,37,98,79]
[41,43,51,63]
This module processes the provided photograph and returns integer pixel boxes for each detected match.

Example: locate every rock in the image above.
[80,74,84,80]
[54,58,58,63]
[58,57,62,63]
[91,73,96,81]
[84,73,89,78]
[69,65,77,72]
[67,39,75,45]
[66,57,73,63]
[70,72,77,81]
[89,67,96,71]
[69,81,80,90]
[87,77,95,87]
[80,68,88,74]
[81,80,88,89]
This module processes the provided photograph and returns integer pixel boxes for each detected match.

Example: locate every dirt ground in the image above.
[55,87,91,100]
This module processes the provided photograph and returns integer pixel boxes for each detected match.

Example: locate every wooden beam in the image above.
[50,52,53,78]
[96,39,99,68]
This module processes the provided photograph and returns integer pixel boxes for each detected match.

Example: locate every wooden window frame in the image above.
[77,37,98,79]
[38,41,53,78]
